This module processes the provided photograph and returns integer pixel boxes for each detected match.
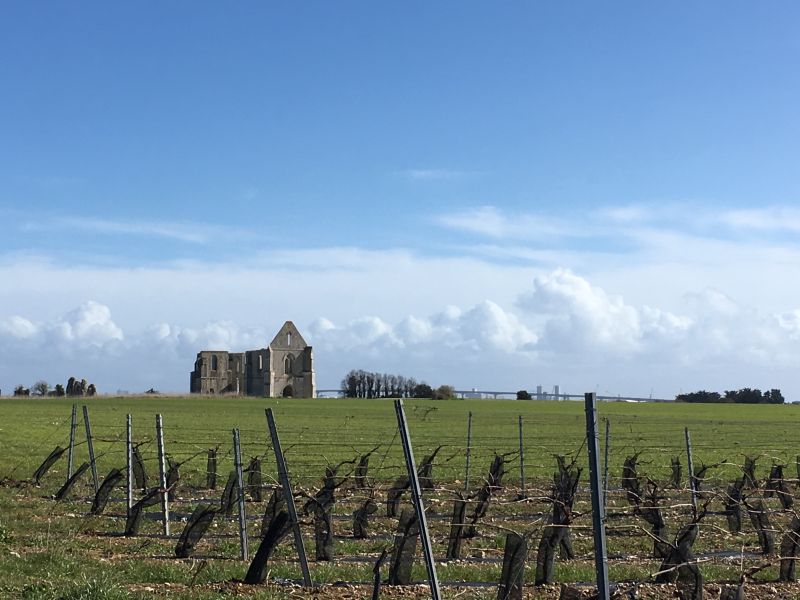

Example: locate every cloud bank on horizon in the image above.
[2,203,800,400]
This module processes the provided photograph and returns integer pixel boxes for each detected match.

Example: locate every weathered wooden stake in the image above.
[446,497,467,559]
[233,428,249,561]
[394,399,441,600]
[266,408,312,587]
[82,405,99,494]
[518,415,526,498]
[67,403,77,481]
[126,414,133,517]
[584,392,610,600]
[685,427,697,511]
[156,413,170,537]
[464,410,473,492]
[498,532,527,600]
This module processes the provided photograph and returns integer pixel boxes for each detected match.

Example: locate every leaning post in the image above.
[394,399,441,600]
[265,408,312,587]
[67,403,78,482]
[584,392,610,600]
[233,428,249,561]
[83,405,99,494]
[156,414,170,537]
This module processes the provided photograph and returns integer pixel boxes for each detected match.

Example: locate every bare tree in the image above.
[32,380,50,397]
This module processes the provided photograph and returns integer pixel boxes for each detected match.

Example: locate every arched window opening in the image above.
[258,354,263,371]
[287,332,292,346]
[211,355,218,371]
[284,354,294,375]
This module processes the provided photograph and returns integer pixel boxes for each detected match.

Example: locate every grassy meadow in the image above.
[1,396,800,599]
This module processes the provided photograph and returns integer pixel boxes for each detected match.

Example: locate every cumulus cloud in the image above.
[3,267,800,398]
[517,268,690,355]
[310,300,536,356]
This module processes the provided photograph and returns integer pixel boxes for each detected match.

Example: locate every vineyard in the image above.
[2,396,800,599]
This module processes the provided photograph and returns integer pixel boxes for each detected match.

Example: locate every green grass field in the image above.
[2,396,800,599]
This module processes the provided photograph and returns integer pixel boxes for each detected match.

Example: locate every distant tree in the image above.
[516,390,532,400]
[433,385,456,400]
[365,372,375,398]
[32,380,50,397]
[677,388,784,404]
[341,370,359,398]
[14,385,30,397]
[341,370,433,398]
[675,390,722,403]
[54,384,65,397]
[724,388,763,404]
[86,384,97,397]
[412,383,433,399]
[764,389,785,404]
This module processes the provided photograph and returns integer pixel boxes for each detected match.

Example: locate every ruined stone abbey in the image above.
[189,321,316,397]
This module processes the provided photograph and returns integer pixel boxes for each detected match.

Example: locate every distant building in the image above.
[189,321,315,397]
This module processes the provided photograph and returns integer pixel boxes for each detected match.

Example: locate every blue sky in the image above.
[2,3,800,398]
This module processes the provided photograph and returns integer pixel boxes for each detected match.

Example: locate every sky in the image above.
[2,3,800,399]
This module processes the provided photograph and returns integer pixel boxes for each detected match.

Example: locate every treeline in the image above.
[675,388,785,404]
[340,370,454,399]
[12,376,96,398]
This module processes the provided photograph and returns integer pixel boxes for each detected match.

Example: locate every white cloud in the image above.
[2,266,800,399]
[436,205,569,239]
[4,202,800,398]
[0,315,38,339]
[19,215,254,244]
[720,207,800,234]
[57,301,124,345]
[517,268,690,355]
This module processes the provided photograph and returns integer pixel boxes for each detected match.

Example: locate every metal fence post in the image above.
[464,410,473,493]
[156,414,170,537]
[126,414,133,517]
[518,415,526,498]
[67,404,77,482]
[584,392,610,600]
[685,427,697,511]
[233,428,249,561]
[394,399,441,600]
[265,408,311,587]
[82,405,99,494]
[603,417,610,508]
